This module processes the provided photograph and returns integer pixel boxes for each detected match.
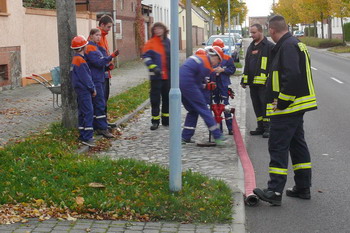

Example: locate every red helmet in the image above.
[207,46,224,61]
[195,48,206,55]
[71,35,88,49]
[212,38,225,48]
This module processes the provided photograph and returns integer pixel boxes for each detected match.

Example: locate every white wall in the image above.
[142,0,170,28]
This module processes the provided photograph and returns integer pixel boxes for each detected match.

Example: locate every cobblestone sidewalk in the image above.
[0,60,148,147]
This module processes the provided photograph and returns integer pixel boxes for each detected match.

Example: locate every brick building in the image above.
[249,16,269,35]
[76,0,151,63]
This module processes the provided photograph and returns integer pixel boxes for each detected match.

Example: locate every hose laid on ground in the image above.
[232,114,259,206]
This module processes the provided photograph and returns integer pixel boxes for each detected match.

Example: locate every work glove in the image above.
[106,63,115,71]
[206,82,217,91]
[228,88,235,99]
[111,49,120,58]
[152,66,162,76]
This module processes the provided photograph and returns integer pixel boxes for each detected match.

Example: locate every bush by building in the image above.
[299,37,344,48]
[23,0,56,9]
[305,27,316,37]
[344,22,350,42]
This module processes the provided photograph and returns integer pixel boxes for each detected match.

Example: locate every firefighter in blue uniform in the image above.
[85,28,119,138]
[70,35,96,147]
[254,16,317,206]
[211,38,236,135]
[180,46,226,145]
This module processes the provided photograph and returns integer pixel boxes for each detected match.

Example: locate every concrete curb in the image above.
[76,99,151,154]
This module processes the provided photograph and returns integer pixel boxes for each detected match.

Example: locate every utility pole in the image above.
[228,0,231,54]
[169,0,182,192]
[56,0,78,128]
[186,0,193,57]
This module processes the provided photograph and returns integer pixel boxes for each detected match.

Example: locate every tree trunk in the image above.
[185,0,192,58]
[308,24,311,37]
[341,16,345,45]
[314,20,318,38]
[56,0,78,128]
[221,16,225,35]
[321,12,324,39]
[328,16,332,39]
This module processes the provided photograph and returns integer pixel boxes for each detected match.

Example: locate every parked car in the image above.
[233,33,243,48]
[202,35,239,62]
[294,31,304,37]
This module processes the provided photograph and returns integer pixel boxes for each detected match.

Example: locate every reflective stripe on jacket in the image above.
[241,37,274,86]
[265,32,317,116]
[142,36,170,80]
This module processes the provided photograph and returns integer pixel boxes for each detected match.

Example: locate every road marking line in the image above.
[331,77,343,84]
[311,67,317,70]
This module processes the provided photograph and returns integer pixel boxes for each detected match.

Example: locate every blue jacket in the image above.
[142,36,171,80]
[85,41,113,83]
[70,54,95,94]
[180,54,213,91]
[210,54,236,87]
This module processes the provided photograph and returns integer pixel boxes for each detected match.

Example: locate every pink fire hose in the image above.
[232,114,259,206]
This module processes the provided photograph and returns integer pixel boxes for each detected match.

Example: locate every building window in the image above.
[131,2,136,12]
[0,0,8,14]
[115,19,123,39]
[183,16,185,31]
[0,64,8,82]
[120,0,124,11]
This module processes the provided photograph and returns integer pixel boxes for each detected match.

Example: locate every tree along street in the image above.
[244,39,350,233]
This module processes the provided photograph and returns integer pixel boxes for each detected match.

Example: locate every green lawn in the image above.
[328,46,350,53]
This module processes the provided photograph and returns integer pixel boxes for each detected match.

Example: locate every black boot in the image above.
[253,188,282,206]
[150,122,159,130]
[286,186,311,199]
[262,121,270,138]
[250,121,263,135]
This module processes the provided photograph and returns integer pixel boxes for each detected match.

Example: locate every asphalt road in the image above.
[243,39,350,233]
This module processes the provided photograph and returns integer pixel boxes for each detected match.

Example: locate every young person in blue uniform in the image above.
[85,28,119,138]
[70,35,96,147]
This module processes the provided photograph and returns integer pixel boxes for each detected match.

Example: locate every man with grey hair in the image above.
[241,23,274,138]
[253,15,317,206]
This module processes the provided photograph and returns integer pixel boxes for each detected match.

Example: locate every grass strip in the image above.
[299,37,344,48]
[107,81,150,122]
[328,46,350,53]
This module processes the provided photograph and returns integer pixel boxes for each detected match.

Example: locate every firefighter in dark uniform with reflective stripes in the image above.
[254,16,317,206]
[241,23,274,138]
[142,22,171,130]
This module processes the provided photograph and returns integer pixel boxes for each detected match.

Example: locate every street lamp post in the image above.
[169,0,182,192]
[228,0,232,55]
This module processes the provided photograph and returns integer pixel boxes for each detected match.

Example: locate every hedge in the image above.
[299,37,344,48]
[344,22,350,42]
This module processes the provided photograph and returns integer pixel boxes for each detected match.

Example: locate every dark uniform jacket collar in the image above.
[272,32,292,53]
[250,36,268,47]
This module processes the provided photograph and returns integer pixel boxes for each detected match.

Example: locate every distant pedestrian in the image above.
[241,24,274,138]
[253,15,318,206]
[211,38,236,135]
[142,22,171,130]
[85,28,119,139]
[180,46,227,146]
[70,35,96,147]
[97,15,117,128]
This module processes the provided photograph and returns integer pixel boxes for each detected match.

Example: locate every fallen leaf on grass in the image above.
[75,197,85,205]
[88,183,106,188]
[67,214,77,221]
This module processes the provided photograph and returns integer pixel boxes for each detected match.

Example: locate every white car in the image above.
[202,35,239,62]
